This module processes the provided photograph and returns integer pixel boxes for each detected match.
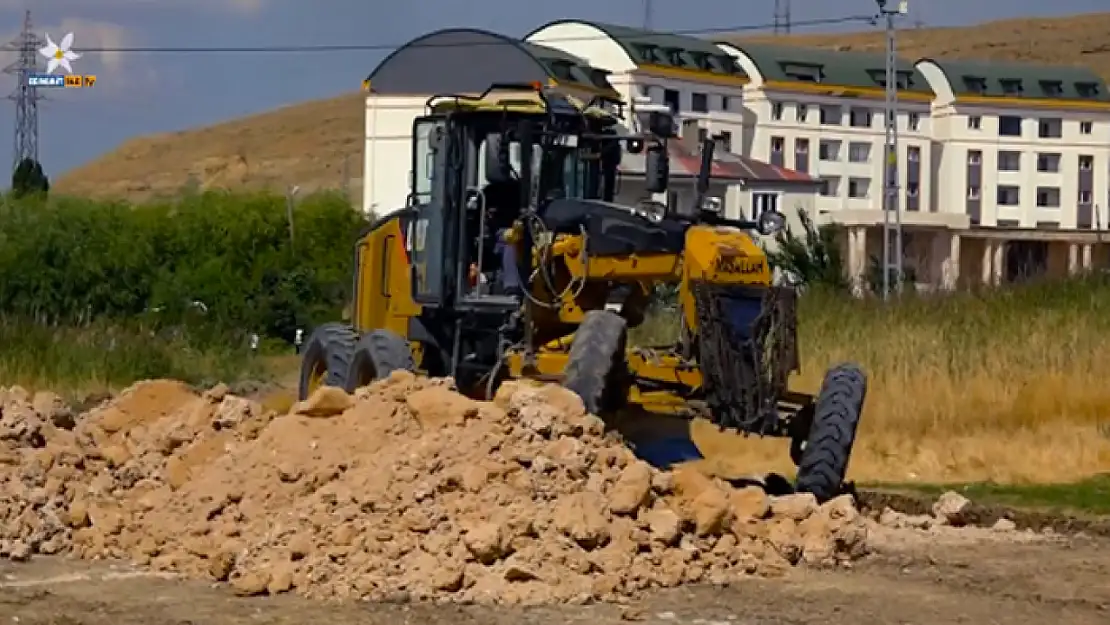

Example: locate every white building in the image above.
[916,58,1110,285]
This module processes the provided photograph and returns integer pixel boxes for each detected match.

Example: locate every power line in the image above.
[67,15,875,54]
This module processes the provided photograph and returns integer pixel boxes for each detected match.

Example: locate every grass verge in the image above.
[0,317,269,400]
[865,474,1110,516]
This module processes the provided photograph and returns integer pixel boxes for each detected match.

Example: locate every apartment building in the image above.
[525,20,817,226]
[916,58,1110,285]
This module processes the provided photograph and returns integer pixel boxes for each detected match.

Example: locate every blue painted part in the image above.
[718,292,762,340]
[632,436,704,469]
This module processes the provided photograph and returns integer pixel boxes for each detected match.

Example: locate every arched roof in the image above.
[716,41,931,99]
[365,28,618,97]
[525,19,746,80]
[916,57,1109,104]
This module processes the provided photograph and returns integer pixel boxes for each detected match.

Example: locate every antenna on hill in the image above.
[773,0,791,35]
[3,10,45,172]
[643,0,653,29]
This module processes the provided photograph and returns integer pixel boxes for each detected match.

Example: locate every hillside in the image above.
[55,12,1110,202]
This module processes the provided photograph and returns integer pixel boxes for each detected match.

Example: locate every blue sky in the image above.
[4,0,1108,177]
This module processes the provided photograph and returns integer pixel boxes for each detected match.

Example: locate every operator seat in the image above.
[541,198,687,256]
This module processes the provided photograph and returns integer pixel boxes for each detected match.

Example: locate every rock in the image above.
[932,491,972,526]
[231,571,270,596]
[644,508,682,545]
[992,518,1017,532]
[770,493,818,521]
[552,491,610,549]
[8,540,32,562]
[292,386,353,418]
[608,461,654,515]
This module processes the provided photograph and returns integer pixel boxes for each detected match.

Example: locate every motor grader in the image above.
[299,83,866,502]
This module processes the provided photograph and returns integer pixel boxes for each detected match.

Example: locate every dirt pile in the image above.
[0,374,870,604]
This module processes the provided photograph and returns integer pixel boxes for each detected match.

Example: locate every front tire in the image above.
[298,323,358,400]
[562,310,629,414]
[794,363,866,503]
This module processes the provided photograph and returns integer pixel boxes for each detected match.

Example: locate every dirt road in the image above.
[3,531,1107,625]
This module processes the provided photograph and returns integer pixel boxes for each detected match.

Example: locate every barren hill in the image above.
[56,12,1110,202]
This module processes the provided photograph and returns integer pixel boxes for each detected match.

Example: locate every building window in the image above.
[997,185,1020,206]
[848,177,870,199]
[1000,79,1023,96]
[720,95,730,111]
[1080,121,1093,134]
[908,146,920,162]
[796,138,809,154]
[848,142,871,163]
[691,92,708,113]
[967,150,981,165]
[819,105,841,125]
[818,139,841,161]
[716,131,732,153]
[771,136,784,153]
[998,151,1021,171]
[906,182,919,197]
[752,192,779,217]
[968,116,981,129]
[908,112,920,131]
[1080,190,1093,203]
[818,176,839,197]
[796,104,808,122]
[998,115,1023,136]
[967,186,980,200]
[771,101,784,120]
[697,127,709,144]
[663,88,680,113]
[849,107,872,128]
[638,84,653,98]
[1080,155,1093,170]
[1036,153,1061,173]
[1036,186,1060,207]
[1037,118,1062,138]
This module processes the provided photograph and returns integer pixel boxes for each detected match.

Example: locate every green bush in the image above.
[0,191,367,341]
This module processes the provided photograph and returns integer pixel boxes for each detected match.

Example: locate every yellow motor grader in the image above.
[300,83,866,502]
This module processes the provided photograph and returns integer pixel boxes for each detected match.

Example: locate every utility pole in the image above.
[876,0,908,300]
[773,0,791,35]
[643,0,653,29]
[4,10,45,172]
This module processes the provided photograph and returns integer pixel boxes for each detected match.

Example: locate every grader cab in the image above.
[300,83,866,502]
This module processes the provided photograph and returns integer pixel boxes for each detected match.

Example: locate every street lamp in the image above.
[876,0,908,300]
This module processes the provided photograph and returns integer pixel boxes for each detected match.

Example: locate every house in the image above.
[915,58,1110,285]
[615,136,819,248]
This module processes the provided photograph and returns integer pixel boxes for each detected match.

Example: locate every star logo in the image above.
[39,32,81,75]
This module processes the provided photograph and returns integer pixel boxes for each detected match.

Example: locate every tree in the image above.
[765,208,849,291]
[11,158,49,198]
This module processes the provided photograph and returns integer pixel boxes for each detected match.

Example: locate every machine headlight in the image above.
[701,196,723,213]
[757,209,786,236]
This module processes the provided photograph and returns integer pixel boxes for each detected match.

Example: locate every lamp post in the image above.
[876,0,908,300]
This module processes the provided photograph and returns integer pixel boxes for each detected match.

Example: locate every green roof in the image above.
[520,41,619,94]
[921,58,1108,102]
[716,41,932,95]
[531,20,746,78]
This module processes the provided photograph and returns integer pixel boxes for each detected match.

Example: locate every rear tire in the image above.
[298,323,358,400]
[794,363,866,503]
[344,330,415,392]
[563,310,629,414]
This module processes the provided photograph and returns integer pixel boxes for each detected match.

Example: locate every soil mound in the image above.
[0,374,869,604]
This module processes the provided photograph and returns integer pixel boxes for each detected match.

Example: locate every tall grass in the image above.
[638,277,1110,484]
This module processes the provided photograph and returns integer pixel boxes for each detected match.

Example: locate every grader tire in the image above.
[344,330,415,392]
[794,363,867,503]
[563,310,629,415]
[298,323,358,400]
